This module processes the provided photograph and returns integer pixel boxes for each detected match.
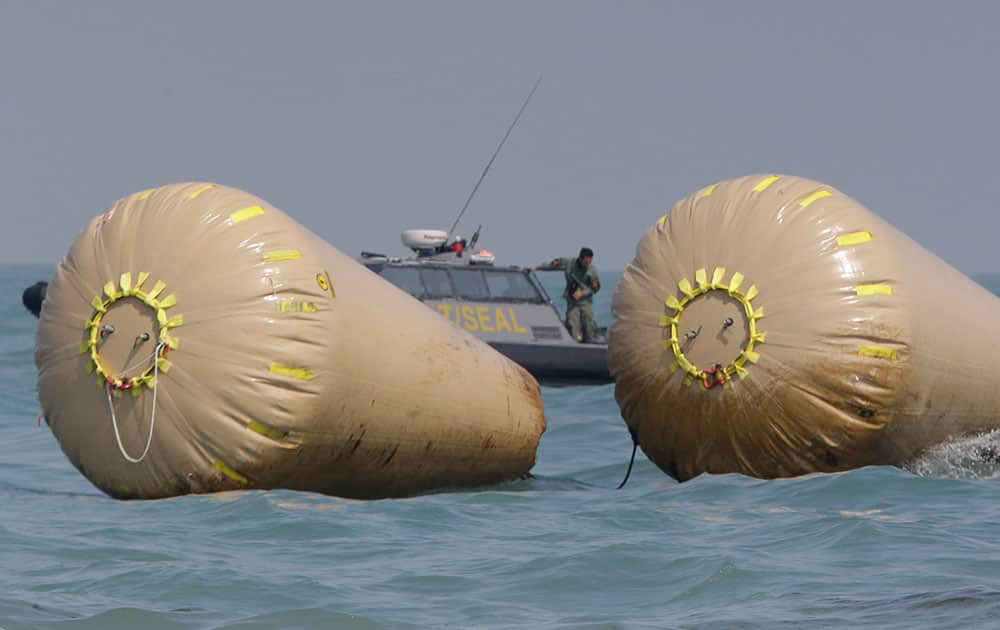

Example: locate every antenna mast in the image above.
[447,75,542,237]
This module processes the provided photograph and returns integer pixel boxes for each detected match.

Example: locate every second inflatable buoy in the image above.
[610,174,1000,481]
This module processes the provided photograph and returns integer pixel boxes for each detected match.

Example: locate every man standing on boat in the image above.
[531,247,601,343]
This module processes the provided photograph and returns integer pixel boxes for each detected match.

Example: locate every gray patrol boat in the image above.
[360,228,611,386]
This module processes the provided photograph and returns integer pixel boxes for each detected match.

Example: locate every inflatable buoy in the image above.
[610,174,1000,481]
[36,183,546,499]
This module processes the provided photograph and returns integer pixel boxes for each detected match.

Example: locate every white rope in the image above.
[108,341,164,464]
[116,343,161,378]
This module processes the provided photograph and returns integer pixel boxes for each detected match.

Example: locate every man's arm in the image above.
[531,257,570,272]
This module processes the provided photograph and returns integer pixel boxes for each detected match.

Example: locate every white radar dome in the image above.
[401,229,448,250]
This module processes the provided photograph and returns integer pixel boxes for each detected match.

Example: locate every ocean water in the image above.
[3,262,1000,629]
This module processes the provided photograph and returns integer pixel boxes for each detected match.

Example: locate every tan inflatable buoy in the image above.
[36,183,546,499]
[610,174,1000,481]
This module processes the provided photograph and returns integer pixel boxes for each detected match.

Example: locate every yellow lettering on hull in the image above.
[509,309,528,333]
[461,305,479,331]
[495,308,512,332]
[477,306,495,332]
[434,304,528,335]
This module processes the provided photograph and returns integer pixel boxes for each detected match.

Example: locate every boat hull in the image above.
[489,341,611,386]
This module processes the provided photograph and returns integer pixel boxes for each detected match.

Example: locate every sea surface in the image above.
[3,262,1000,629]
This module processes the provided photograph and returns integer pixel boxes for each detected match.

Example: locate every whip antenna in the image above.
[447,75,542,237]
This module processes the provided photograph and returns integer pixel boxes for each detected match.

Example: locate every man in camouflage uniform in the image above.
[531,247,601,343]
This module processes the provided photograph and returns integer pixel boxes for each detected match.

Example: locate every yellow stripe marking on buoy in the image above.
[188,184,216,199]
[836,231,873,247]
[230,205,265,224]
[278,299,318,313]
[213,459,249,485]
[856,284,893,296]
[699,183,718,198]
[270,362,313,381]
[859,345,898,360]
[752,175,780,192]
[247,421,288,440]
[800,190,832,207]
[263,249,301,262]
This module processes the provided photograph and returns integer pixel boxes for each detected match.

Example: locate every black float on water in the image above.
[21,281,47,318]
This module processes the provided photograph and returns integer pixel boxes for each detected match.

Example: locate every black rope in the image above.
[616,428,639,489]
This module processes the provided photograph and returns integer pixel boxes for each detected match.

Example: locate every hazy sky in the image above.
[2,2,998,272]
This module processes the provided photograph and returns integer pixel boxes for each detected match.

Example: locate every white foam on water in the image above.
[905,429,1000,480]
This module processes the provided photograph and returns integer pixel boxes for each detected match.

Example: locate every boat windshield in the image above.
[379,266,425,296]
[484,271,539,301]
[373,265,543,302]
[451,269,490,300]
[419,268,453,298]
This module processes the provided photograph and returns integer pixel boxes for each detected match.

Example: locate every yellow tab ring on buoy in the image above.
[80,271,182,395]
[658,267,765,389]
